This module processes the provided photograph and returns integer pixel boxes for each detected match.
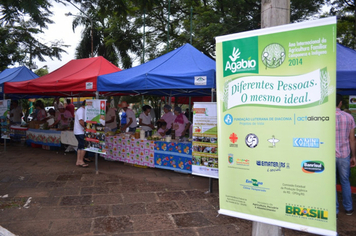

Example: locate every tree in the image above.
[328,0,356,48]
[71,0,326,67]
[0,0,68,69]
[69,0,144,68]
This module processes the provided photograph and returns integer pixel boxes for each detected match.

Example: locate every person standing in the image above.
[50,103,73,129]
[172,106,190,138]
[139,105,154,137]
[65,99,75,117]
[10,100,22,124]
[105,102,117,132]
[74,100,88,168]
[336,94,356,216]
[157,104,176,135]
[118,101,137,133]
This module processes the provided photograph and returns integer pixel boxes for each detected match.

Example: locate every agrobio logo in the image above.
[222,36,259,77]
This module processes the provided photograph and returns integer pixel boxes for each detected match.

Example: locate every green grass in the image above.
[0,198,26,209]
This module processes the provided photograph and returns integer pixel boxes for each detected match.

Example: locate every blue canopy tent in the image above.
[0,66,39,98]
[97,43,216,97]
[337,43,356,95]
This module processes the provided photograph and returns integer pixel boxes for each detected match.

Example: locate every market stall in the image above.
[97,43,215,174]
[26,128,61,148]
[104,134,155,167]
[154,141,192,173]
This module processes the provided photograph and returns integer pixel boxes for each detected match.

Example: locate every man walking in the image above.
[336,94,356,216]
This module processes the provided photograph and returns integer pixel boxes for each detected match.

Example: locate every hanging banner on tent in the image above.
[216,17,337,235]
[192,102,218,178]
[0,100,10,139]
[84,99,106,154]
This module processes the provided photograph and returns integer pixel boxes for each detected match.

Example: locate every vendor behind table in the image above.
[105,101,117,132]
[10,100,22,125]
[118,101,137,133]
[139,105,154,137]
[50,103,73,130]
[157,104,176,135]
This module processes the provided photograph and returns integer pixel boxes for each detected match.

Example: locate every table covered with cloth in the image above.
[104,135,155,167]
[26,129,61,147]
[154,141,192,173]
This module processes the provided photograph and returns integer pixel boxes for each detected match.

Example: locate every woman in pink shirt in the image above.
[157,104,176,135]
[172,106,190,138]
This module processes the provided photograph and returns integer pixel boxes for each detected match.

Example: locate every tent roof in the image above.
[337,43,356,95]
[4,56,121,97]
[97,43,216,96]
[0,66,38,97]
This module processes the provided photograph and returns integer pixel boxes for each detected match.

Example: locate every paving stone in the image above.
[56,174,82,181]
[153,229,198,236]
[112,203,146,216]
[65,180,94,187]
[59,195,92,206]
[0,207,40,222]
[132,214,175,231]
[146,201,181,214]
[32,196,60,206]
[93,194,123,204]
[156,191,188,202]
[9,181,39,188]
[122,192,158,203]
[2,220,50,236]
[37,181,66,188]
[35,206,80,220]
[137,183,168,192]
[93,216,133,234]
[171,212,211,227]
[15,188,50,197]
[114,232,153,236]
[49,187,81,197]
[202,210,241,225]
[176,199,216,211]
[109,183,139,193]
[81,186,110,195]
[185,190,217,199]
[49,218,92,235]
[145,177,172,184]
[196,224,241,236]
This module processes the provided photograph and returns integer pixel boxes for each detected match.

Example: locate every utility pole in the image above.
[252,0,290,236]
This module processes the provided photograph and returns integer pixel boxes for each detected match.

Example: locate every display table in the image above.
[26,129,61,147]
[104,135,155,167]
[10,125,28,142]
[154,141,192,173]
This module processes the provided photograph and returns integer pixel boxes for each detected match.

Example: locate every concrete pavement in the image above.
[0,143,353,236]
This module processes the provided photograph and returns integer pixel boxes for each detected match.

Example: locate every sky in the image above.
[34,1,84,72]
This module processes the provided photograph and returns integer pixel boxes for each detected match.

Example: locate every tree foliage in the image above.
[70,0,329,67]
[327,0,356,49]
[0,0,68,70]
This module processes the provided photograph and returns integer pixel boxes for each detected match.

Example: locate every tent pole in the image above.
[3,93,6,152]
[95,91,99,174]
[189,96,192,121]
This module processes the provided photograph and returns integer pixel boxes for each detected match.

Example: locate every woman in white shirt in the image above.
[139,105,154,137]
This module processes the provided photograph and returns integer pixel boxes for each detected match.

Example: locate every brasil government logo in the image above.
[286,205,328,220]
[222,36,258,77]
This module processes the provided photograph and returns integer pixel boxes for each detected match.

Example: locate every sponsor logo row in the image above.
[229,154,324,174]
[228,132,323,149]
[224,114,329,126]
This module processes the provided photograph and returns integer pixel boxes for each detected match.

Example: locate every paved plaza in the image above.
[0,143,354,236]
